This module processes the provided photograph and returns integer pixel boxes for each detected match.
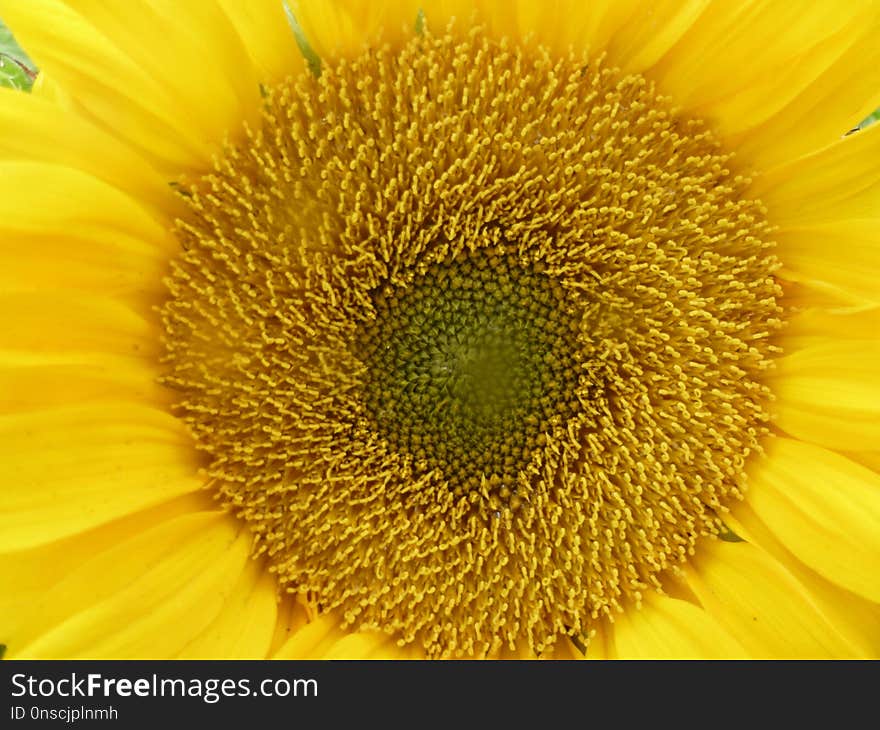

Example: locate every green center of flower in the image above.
[358,250,580,502]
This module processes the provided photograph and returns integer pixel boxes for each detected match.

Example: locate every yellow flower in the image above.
[1,0,879,659]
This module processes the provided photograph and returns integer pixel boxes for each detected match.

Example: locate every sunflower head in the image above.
[159,24,782,657]
[3,0,879,662]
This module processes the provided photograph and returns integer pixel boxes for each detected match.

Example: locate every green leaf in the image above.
[0,18,36,91]
[0,20,34,67]
[0,54,33,91]
[859,109,880,131]
[282,2,322,78]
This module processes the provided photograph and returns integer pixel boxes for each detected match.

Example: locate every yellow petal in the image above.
[0,164,171,308]
[269,596,312,655]
[727,505,880,658]
[0,237,166,309]
[755,121,880,226]
[323,631,413,660]
[0,363,172,413]
[0,0,257,174]
[287,0,366,58]
[272,614,349,658]
[785,306,880,347]
[768,341,880,452]
[735,30,880,169]
[774,221,880,305]
[290,0,420,60]
[607,0,711,74]
[218,0,304,83]
[610,593,747,659]
[0,492,215,652]
[0,302,164,404]
[0,160,173,257]
[653,2,844,108]
[62,0,261,131]
[13,511,252,658]
[582,625,612,660]
[685,539,859,657]
[550,638,582,660]
[743,437,880,603]
[475,0,631,53]
[423,0,641,58]
[0,89,171,212]
[845,451,880,474]
[0,403,203,550]
[272,612,422,659]
[0,290,161,364]
[0,0,203,171]
[648,2,880,168]
[0,289,167,415]
[176,556,277,659]
[29,68,73,106]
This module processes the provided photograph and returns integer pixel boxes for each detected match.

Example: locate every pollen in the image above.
[160,26,782,658]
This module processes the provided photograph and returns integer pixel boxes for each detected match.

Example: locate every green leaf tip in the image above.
[283,2,322,78]
[0,54,34,91]
[415,8,426,36]
[858,109,880,131]
[0,19,36,91]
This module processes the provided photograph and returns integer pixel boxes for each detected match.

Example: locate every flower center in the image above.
[357,250,581,502]
[160,26,782,658]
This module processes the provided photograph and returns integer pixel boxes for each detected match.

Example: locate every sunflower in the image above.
[1,0,879,660]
